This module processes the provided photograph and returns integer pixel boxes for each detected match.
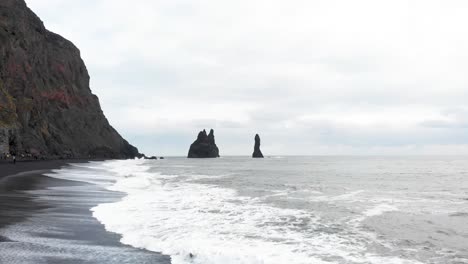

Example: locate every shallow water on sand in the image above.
[56,157,468,264]
[0,167,170,264]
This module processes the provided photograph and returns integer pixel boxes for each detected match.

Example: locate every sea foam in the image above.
[85,160,422,264]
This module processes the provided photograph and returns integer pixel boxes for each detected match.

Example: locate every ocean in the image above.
[54,156,468,264]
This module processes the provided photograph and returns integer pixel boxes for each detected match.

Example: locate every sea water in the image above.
[53,156,468,264]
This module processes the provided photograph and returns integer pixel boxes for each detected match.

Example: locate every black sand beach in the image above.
[0,160,170,264]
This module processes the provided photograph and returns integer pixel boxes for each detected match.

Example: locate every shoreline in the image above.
[0,159,88,179]
[0,160,90,230]
[0,160,170,264]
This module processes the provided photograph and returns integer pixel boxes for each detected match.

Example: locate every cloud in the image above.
[25,0,468,155]
[420,107,468,128]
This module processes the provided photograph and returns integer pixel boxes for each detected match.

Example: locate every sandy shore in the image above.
[0,160,170,264]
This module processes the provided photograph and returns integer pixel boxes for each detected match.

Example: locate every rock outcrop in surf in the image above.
[252,134,264,158]
[0,0,139,159]
[188,129,220,158]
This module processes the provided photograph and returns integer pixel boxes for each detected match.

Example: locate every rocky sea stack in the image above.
[188,129,220,158]
[252,134,264,158]
[0,0,139,159]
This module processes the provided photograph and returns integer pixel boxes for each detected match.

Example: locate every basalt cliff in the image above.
[0,0,139,159]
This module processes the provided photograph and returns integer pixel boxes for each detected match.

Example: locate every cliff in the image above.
[0,0,139,159]
[188,129,220,158]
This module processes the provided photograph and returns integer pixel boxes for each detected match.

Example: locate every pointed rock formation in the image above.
[252,134,264,158]
[188,129,220,158]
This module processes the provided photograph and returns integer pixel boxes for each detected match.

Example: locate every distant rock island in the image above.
[252,134,264,158]
[188,129,220,158]
[0,0,139,159]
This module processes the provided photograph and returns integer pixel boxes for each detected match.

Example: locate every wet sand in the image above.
[0,160,171,264]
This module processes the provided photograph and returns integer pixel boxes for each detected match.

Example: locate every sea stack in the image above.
[188,129,220,158]
[0,0,140,159]
[252,134,264,158]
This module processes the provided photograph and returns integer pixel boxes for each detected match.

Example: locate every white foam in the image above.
[363,204,399,217]
[81,160,424,264]
[308,190,365,202]
[92,184,332,264]
[40,160,156,194]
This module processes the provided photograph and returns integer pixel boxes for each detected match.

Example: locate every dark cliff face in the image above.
[188,129,220,158]
[252,134,264,158]
[0,0,139,159]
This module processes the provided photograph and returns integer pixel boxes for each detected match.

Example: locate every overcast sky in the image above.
[26,0,468,156]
